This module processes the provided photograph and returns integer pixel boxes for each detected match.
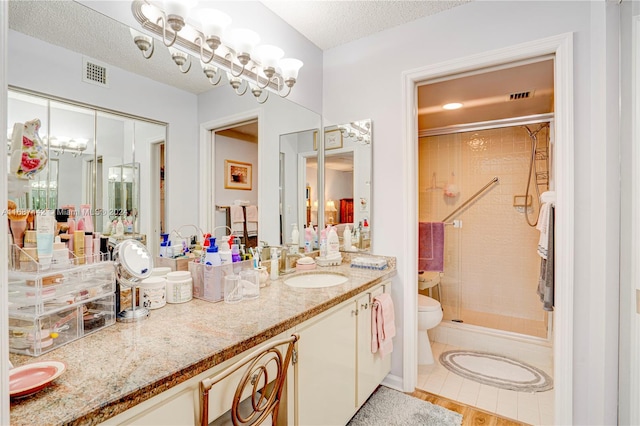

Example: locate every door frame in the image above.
[401,32,574,425]
[198,109,262,234]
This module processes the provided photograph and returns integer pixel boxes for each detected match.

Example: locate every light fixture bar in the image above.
[131,0,281,92]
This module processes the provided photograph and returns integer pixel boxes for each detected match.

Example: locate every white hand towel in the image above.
[537,202,551,259]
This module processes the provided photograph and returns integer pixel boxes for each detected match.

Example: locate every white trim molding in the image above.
[198,109,262,234]
[630,14,640,426]
[1,2,8,423]
[402,32,574,425]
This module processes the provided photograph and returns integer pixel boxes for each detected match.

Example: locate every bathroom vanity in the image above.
[9,256,396,425]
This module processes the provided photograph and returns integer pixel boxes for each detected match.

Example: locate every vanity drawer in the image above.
[8,261,115,316]
[8,293,116,357]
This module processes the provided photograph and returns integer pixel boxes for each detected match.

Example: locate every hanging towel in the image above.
[418,222,445,272]
[245,205,258,237]
[371,293,396,357]
[536,201,552,259]
[230,205,245,236]
[537,205,554,311]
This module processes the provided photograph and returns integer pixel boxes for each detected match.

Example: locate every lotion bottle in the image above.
[218,237,232,265]
[343,225,352,251]
[290,223,299,251]
[327,226,339,255]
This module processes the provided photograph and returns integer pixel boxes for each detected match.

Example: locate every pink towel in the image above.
[418,222,444,272]
[371,293,396,357]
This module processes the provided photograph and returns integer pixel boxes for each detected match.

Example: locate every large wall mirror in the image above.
[7,88,167,249]
[279,119,372,251]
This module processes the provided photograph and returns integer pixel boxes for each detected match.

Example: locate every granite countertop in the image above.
[9,255,396,426]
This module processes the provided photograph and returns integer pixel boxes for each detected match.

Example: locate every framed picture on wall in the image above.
[224,160,252,190]
[313,129,344,150]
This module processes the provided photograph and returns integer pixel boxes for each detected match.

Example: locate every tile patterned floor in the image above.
[417,341,555,426]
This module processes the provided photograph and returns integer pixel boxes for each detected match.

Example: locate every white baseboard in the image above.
[381,373,405,392]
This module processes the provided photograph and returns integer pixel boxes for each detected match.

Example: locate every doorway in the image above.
[402,33,574,425]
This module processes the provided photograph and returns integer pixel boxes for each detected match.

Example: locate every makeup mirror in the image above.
[113,239,153,322]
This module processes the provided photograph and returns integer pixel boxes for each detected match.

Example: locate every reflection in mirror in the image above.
[213,121,259,248]
[108,163,140,230]
[323,119,372,251]
[279,128,317,248]
[6,88,167,254]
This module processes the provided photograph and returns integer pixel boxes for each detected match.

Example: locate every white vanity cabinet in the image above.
[294,281,392,426]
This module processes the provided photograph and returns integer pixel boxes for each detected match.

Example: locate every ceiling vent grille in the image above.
[83,57,109,87]
[508,90,533,101]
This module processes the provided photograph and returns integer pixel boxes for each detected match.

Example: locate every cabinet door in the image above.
[357,283,392,406]
[296,301,356,426]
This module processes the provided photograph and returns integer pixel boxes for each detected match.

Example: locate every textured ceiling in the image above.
[8,1,469,96]
[260,1,470,50]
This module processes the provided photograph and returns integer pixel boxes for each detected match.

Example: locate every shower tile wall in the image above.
[419,126,548,337]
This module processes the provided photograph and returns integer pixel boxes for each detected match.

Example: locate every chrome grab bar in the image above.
[441,177,499,223]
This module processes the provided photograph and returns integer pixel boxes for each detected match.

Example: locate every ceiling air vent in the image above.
[508,90,533,101]
[82,57,109,88]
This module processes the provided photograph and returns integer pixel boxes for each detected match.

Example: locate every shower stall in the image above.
[418,116,553,339]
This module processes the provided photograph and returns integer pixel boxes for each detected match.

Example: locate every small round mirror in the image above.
[113,239,153,322]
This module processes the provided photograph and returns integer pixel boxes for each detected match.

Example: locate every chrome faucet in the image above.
[280,246,304,275]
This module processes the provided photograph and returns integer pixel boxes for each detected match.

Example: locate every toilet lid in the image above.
[418,294,441,312]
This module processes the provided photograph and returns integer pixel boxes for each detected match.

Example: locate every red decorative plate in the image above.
[9,361,66,398]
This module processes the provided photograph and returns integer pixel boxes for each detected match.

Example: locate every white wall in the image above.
[323,2,620,423]
[618,2,640,424]
[8,30,198,235]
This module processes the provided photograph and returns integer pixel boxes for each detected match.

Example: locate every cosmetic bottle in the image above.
[328,225,339,255]
[319,228,328,257]
[304,226,312,253]
[67,215,76,252]
[231,244,241,263]
[36,210,55,271]
[343,225,352,251]
[74,230,85,265]
[219,237,232,265]
[93,232,101,262]
[80,204,93,232]
[52,236,69,269]
[84,231,93,264]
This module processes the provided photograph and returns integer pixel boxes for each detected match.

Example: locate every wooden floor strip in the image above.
[408,388,530,426]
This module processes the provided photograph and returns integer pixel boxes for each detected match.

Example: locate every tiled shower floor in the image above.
[417,341,555,425]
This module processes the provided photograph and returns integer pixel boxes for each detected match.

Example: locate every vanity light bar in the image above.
[130,0,302,99]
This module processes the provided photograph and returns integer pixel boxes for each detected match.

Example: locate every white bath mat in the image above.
[439,350,553,392]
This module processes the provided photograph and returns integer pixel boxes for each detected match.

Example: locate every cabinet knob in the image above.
[361,303,368,310]
[352,309,358,316]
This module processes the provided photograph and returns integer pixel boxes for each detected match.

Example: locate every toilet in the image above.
[418,294,443,364]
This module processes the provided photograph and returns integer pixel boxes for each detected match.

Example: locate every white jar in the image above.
[139,276,166,309]
[165,270,193,304]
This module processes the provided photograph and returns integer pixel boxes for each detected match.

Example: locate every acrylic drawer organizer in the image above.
[8,245,116,356]
[190,260,253,303]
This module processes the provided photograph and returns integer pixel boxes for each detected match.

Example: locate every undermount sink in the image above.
[283,272,349,289]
